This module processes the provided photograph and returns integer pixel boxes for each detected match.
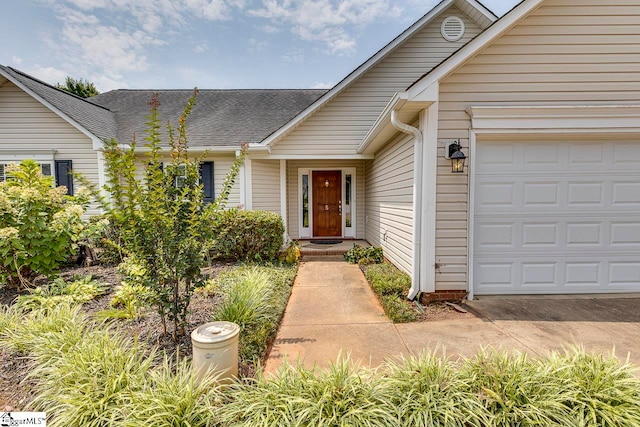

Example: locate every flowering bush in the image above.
[0,160,100,288]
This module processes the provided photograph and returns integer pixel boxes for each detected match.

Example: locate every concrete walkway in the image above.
[265,257,640,373]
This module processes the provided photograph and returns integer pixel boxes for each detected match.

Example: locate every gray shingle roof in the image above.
[0,65,117,142]
[90,89,327,148]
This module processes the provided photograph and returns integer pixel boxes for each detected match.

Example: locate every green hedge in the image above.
[211,210,284,261]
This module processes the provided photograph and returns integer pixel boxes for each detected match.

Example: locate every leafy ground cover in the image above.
[1,303,638,427]
[0,261,297,412]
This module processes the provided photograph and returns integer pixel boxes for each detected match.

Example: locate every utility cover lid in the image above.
[191,321,240,344]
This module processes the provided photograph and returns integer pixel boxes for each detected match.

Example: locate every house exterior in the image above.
[1,0,639,298]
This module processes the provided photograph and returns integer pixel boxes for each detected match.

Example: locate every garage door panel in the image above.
[610,221,640,246]
[474,140,640,294]
[612,182,640,205]
[522,222,558,247]
[475,258,639,294]
[523,182,559,206]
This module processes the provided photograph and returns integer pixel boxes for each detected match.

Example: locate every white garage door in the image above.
[474,139,640,295]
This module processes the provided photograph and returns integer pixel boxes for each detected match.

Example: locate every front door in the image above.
[312,170,342,237]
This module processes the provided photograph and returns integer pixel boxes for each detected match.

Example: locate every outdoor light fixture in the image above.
[447,140,466,173]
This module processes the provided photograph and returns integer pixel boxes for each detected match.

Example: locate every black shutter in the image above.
[55,160,74,195]
[200,161,214,203]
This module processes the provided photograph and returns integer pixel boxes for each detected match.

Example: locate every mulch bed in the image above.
[0,261,240,411]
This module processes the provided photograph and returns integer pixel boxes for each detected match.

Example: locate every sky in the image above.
[1,0,520,92]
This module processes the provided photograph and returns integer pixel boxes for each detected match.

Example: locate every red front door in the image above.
[312,170,342,237]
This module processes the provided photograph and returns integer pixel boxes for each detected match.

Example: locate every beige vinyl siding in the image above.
[0,81,101,215]
[287,160,365,239]
[364,133,414,275]
[271,6,482,156]
[436,0,640,291]
[251,160,281,213]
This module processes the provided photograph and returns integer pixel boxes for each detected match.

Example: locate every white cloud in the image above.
[11,56,23,65]
[183,0,231,20]
[28,65,69,86]
[248,38,269,52]
[281,48,305,63]
[193,43,209,53]
[90,73,129,92]
[250,0,399,54]
[310,81,333,89]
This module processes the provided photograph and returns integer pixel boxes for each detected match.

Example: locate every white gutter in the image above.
[390,110,422,301]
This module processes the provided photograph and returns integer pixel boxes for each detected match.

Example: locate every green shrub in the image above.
[214,264,296,362]
[30,330,154,427]
[385,352,490,426]
[98,91,246,339]
[16,275,108,310]
[214,269,273,328]
[380,295,417,323]
[460,349,574,426]
[365,263,411,297]
[211,210,284,261]
[344,244,383,264]
[123,356,222,427]
[0,160,102,288]
[279,240,301,264]
[548,349,640,426]
[221,357,395,427]
[364,263,416,323]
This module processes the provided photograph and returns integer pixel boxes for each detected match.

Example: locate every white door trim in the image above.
[297,167,356,238]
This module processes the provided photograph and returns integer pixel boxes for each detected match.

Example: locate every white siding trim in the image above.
[343,168,357,238]
[467,129,477,300]
[249,154,375,160]
[96,149,108,208]
[298,168,311,238]
[468,105,640,134]
[421,104,439,293]
[280,159,288,235]
[239,163,245,208]
[244,158,252,210]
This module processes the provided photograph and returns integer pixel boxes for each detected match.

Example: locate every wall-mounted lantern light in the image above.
[446,140,466,173]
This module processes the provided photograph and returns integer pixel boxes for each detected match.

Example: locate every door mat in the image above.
[309,239,343,245]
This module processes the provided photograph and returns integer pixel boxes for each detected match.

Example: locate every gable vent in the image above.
[441,16,465,42]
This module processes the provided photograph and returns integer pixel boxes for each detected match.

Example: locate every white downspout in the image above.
[391,110,423,301]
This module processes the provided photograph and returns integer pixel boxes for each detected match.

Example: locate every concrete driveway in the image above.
[265,257,640,372]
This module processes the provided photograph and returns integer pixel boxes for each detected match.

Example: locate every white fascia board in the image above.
[133,146,238,154]
[358,93,408,154]
[248,153,375,160]
[0,68,105,151]
[459,0,499,21]
[358,90,435,155]
[260,0,455,148]
[468,105,640,134]
[407,0,544,99]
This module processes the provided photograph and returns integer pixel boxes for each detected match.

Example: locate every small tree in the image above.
[57,76,99,98]
[0,160,98,288]
[102,90,245,339]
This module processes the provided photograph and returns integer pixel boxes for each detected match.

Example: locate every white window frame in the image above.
[0,151,55,182]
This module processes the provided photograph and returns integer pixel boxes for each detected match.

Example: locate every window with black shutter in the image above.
[55,160,74,195]
[200,161,214,203]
